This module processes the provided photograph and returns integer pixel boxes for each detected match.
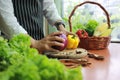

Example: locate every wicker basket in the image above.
[68,1,111,50]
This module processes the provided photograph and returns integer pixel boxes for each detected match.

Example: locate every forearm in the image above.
[43,0,62,26]
[0,0,27,39]
[30,37,37,49]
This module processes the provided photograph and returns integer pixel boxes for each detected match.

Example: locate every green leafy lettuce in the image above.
[0,34,83,80]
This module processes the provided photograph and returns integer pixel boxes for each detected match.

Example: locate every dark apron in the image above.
[12,0,44,40]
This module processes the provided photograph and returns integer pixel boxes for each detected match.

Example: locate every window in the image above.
[63,0,120,42]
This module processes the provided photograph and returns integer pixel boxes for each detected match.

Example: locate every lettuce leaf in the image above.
[0,34,83,80]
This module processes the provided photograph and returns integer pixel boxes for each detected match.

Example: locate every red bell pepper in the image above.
[76,29,88,38]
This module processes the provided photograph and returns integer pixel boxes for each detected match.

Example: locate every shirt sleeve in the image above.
[0,0,27,39]
[43,0,63,26]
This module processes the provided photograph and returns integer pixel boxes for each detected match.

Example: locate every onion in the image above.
[53,34,67,51]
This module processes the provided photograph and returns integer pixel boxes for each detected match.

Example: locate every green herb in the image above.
[0,34,83,80]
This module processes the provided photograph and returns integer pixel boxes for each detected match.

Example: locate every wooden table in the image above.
[82,43,120,80]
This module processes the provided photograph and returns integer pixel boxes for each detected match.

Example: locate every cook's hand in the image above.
[57,24,74,35]
[61,29,74,36]
[32,31,65,53]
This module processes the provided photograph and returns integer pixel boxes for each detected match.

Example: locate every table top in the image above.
[82,43,120,80]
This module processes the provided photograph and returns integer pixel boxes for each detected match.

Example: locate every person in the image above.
[0,0,72,53]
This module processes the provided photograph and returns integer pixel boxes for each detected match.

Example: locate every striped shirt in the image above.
[0,0,62,39]
[12,0,44,40]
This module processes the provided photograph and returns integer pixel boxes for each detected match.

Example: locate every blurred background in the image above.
[47,0,120,42]
[1,0,119,42]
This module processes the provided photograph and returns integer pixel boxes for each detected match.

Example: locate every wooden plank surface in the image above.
[82,43,120,80]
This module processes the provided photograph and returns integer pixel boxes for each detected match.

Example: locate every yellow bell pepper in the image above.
[66,35,80,49]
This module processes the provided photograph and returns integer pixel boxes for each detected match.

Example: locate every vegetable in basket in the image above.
[93,23,112,37]
[100,28,112,37]
[76,29,88,38]
[66,35,80,49]
[85,20,99,36]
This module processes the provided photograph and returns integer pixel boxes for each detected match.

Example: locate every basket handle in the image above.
[68,1,111,32]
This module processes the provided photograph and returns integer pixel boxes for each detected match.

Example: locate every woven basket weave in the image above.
[68,1,111,50]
